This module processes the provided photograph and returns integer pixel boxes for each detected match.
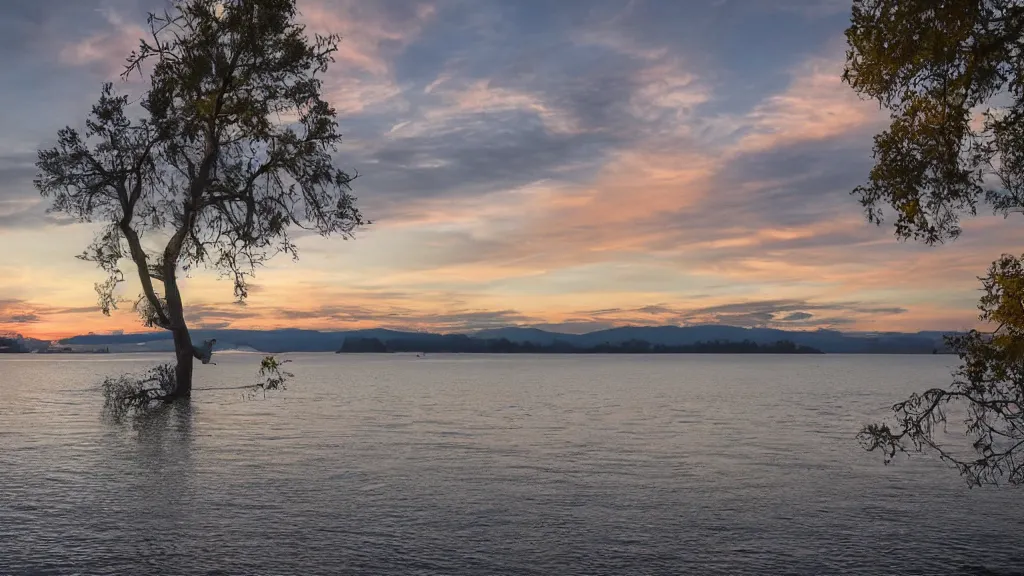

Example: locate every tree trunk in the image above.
[171,327,194,398]
[163,267,193,399]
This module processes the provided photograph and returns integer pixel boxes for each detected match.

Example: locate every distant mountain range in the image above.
[1,334,53,353]
[338,334,826,354]
[57,325,959,354]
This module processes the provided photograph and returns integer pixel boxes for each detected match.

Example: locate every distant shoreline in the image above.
[337,337,825,355]
[0,350,963,356]
[46,325,956,355]
[335,350,826,355]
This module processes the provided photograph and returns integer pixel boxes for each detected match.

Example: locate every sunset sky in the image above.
[0,0,1017,340]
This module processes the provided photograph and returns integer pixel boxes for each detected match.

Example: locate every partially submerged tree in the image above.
[844,0,1024,485]
[35,0,364,400]
[103,364,178,419]
[104,354,293,418]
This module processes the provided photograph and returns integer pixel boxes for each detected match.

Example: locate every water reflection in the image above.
[99,402,197,527]
[125,399,196,442]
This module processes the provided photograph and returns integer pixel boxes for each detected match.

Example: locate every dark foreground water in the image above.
[1,353,1022,575]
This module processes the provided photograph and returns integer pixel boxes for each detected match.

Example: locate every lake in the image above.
[1,353,1022,575]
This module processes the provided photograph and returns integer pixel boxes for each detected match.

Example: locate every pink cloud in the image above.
[300,0,435,75]
[299,0,435,114]
[733,55,884,153]
[58,8,145,75]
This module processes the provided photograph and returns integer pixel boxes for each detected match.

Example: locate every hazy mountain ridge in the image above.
[58,325,958,354]
[0,334,53,353]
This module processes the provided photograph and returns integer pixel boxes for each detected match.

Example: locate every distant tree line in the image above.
[338,336,823,354]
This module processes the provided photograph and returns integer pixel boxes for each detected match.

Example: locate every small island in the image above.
[337,336,823,354]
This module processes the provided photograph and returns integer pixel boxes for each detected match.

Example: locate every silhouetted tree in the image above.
[35,0,364,401]
[845,0,1024,485]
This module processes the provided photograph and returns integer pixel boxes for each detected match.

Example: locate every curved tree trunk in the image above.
[171,327,194,398]
[163,265,194,399]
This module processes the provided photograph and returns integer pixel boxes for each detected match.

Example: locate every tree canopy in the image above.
[35,0,364,398]
[844,0,1024,244]
[845,0,1024,486]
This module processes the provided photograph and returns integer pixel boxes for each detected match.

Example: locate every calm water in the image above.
[1,353,1022,575]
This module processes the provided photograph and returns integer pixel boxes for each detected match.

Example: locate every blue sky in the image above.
[0,0,1015,338]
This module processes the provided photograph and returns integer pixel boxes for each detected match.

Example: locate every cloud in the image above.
[351,116,614,219]
[330,0,713,228]
[0,153,39,198]
[299,0,437,116]
[347,46,880,282]
[0,297,130,337]
[0,0,1009,338]
[302,0,436,74]
[351,45,917,296]
[175,297,537,333]
[0,153,83,231]
[560,299,907,329]
[312,304,530,332]
[0,202,78,231]
[763,0,850,18]
[7,292,911,336]
[0,300,49,327]
[183,303,256,328]
[0,0,107,55]
[734,55,881,153]
[683,299,908,327]
[427,79,583,135]
[192,321,232,330]
[57,6,146,75]
[525,321,619,334]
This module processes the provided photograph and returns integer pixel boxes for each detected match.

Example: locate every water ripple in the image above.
[0,353,1021,575]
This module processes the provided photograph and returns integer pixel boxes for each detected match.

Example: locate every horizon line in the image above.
[7,323,968,342]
